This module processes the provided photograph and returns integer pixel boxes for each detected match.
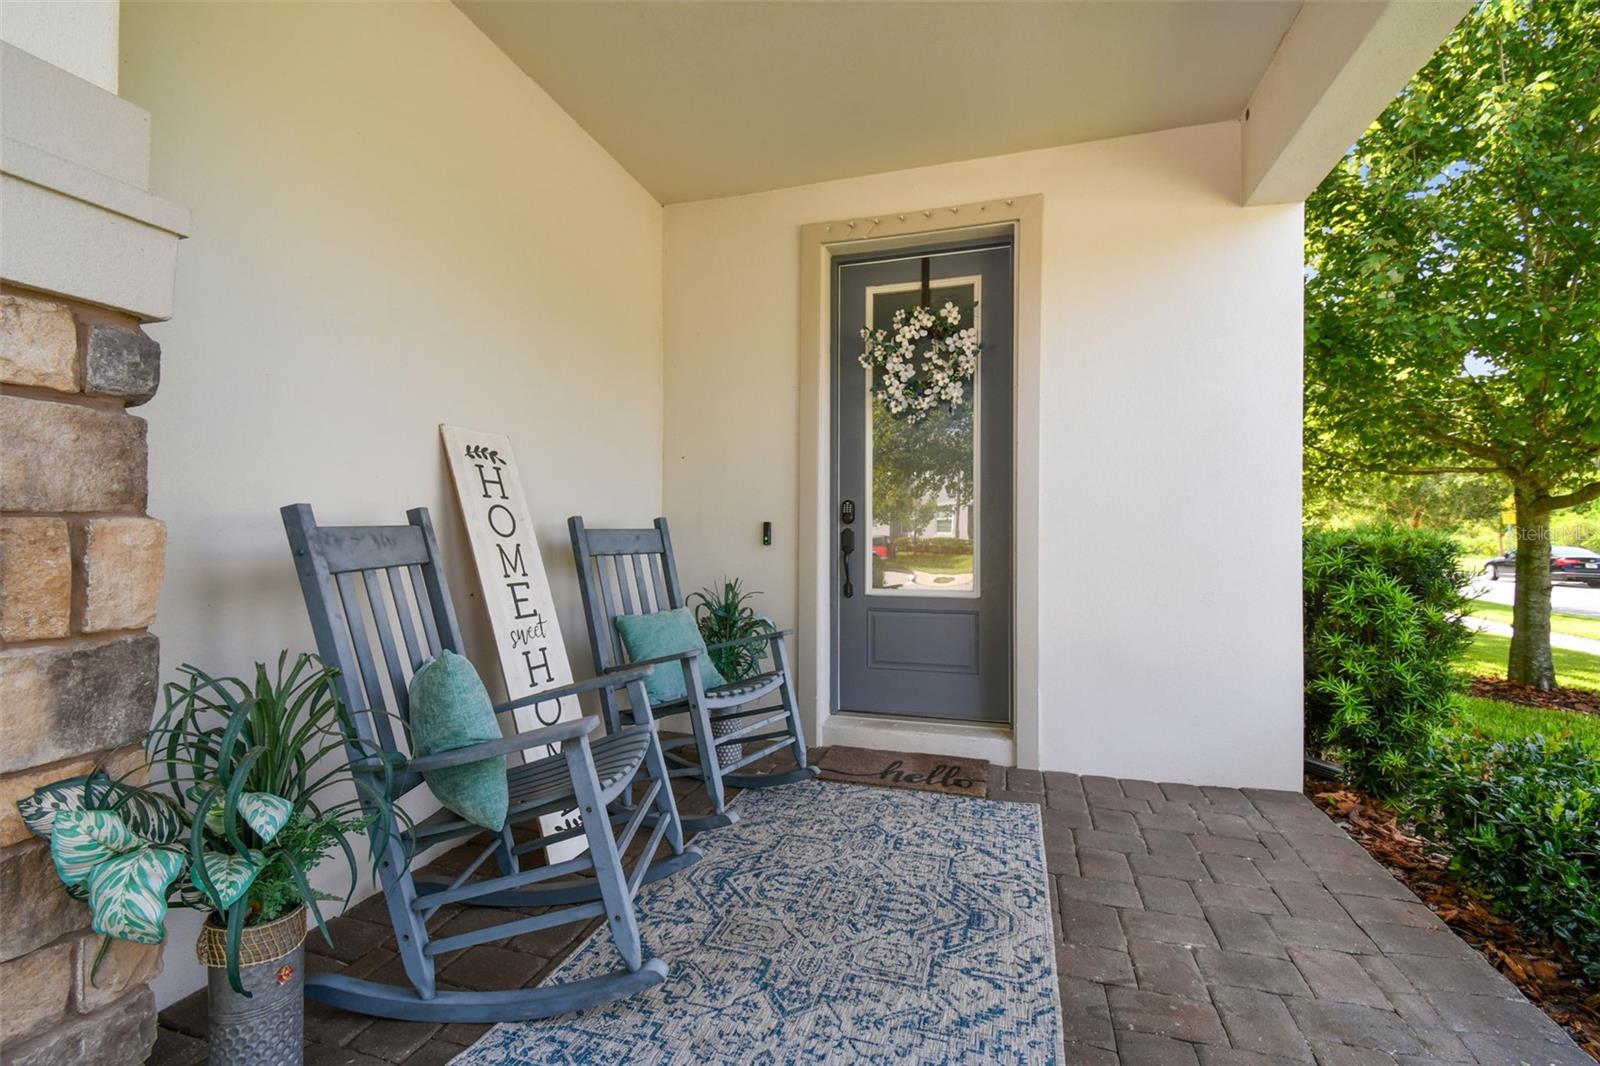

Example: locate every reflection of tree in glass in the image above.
[871,393,973,552]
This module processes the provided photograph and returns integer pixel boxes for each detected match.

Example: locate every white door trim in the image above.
[797,196,1044,769]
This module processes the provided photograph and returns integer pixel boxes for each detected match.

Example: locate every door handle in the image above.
[840,526,856,598]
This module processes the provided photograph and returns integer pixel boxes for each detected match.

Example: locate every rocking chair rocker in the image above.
[568,516,818,832]
[282,504,701,1022]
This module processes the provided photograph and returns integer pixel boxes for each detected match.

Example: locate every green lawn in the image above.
[1467,600,1600,642]
[1446,629,1600,753]
[878,553,974,576]
[1455,696,1600,754]
[1457,630,1600,692]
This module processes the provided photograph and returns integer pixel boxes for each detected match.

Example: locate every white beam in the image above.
[0,42,188,321]
[1242,0,1472,207]
[0,0,120,94]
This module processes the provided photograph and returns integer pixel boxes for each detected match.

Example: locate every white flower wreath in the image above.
[857,302,981,423]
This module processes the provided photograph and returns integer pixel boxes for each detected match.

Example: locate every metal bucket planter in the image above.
[197,906,307,1066]
[712,714,743,770]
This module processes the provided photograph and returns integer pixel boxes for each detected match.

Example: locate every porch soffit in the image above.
[460,1,1470,208]
[457,0,1303,204]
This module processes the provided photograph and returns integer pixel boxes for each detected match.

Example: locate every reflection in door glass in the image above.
[866,282,978,595]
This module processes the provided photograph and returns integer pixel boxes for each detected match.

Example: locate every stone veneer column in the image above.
[1,40,189,1066]
[0,290,168,1062]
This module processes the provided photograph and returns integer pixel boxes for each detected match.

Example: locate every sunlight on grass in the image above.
[1466,600,1600,642]
[879,553,973,575]
[1458,630,1600,693]
[1453,696,1600,754]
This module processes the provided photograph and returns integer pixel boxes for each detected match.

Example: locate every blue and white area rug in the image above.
[454,779,1063,1065]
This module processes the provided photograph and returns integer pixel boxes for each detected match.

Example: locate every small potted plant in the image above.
[689,578,777,767]
[17,653,401,1066]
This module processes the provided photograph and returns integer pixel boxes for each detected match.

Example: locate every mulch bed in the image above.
[1305,778,1600,1060]
[1470,675,1600,717]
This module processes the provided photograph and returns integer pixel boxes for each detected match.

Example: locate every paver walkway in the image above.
[1007,769,1591,1065]
[150,756,1590,1065]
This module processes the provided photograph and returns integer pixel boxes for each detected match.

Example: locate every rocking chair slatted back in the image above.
[283,503,464,799]
[283,504,701,1022]
[567,514,818,833]
[312,525,434,572]
[569,518,684,674]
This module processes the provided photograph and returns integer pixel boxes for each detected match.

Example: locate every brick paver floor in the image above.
[1011,769,1590,1066]
[151,755,1591,1065]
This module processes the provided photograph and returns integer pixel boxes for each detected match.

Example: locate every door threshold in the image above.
[819,712,1016,767]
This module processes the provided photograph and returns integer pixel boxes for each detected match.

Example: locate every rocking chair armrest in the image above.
[602,630,794,670]
[403,716,601,773]
[492,666,653,717]
[347,750,408,776]
[703,628,794,653]
[601,650,704,672]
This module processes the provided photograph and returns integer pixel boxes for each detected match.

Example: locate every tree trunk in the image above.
[1507,496,1556,690]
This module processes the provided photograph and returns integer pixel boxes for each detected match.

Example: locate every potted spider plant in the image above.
[17,653,402,1066]
[689,578,777,767]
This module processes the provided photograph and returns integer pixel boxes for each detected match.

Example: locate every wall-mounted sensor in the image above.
[762,521,772,546]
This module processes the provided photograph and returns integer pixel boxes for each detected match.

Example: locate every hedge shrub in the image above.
[889,536,972,556]
[1303,525,1472,795]
[1412,736,1600,980]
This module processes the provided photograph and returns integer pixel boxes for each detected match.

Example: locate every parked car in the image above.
[1485,546,1600,585]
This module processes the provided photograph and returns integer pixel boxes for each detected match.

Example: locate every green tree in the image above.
[1306,471,1505,532]
[870,393,973,548]
[1305,0,1600,689]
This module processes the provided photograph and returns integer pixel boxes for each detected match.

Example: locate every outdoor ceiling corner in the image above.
[456,0,1304,204]
[1241,0,1473,207]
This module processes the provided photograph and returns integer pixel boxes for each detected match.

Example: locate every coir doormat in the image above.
[815,745,988,797]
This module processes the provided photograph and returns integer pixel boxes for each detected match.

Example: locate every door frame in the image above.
[797,195,1044,768]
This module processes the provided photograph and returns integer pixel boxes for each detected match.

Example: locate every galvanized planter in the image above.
[712,715,744,769]
[197,906,307,1066]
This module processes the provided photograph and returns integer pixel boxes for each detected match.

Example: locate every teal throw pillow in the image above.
[407,650,508,831]
[614,607,726,706]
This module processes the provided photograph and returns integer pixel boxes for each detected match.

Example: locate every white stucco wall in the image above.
[0,0,118,92]
[108,1,1303,1004]
[119,0,663,1006]
[662,122,1304,790]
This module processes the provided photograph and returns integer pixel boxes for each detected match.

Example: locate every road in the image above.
[1466,574,1600,618]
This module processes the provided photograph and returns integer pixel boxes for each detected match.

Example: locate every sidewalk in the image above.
[1465,616,1600,657]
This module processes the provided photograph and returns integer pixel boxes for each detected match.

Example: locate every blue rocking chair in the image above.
[568,516,818,832]
[281,504,701,1022]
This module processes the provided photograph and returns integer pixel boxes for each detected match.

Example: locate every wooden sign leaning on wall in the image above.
[441,424,585,863]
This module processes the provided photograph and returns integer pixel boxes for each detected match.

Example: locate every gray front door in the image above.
[833,241,1013,723]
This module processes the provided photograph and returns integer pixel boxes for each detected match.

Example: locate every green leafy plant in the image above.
[17,653,404,995]
[1304,0,1600,690]
[689,578,775,682]
[1410,735,1600,981]
[1303,525,1473,795]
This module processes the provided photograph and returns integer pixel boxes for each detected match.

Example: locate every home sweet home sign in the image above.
[441,425,584,862]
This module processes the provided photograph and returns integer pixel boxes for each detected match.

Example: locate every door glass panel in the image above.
[864,279,980,596]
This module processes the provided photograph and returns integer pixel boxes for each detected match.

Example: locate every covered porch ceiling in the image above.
[456,0,1471,207]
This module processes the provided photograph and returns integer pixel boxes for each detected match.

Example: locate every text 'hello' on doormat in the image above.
[815,745,988,797]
